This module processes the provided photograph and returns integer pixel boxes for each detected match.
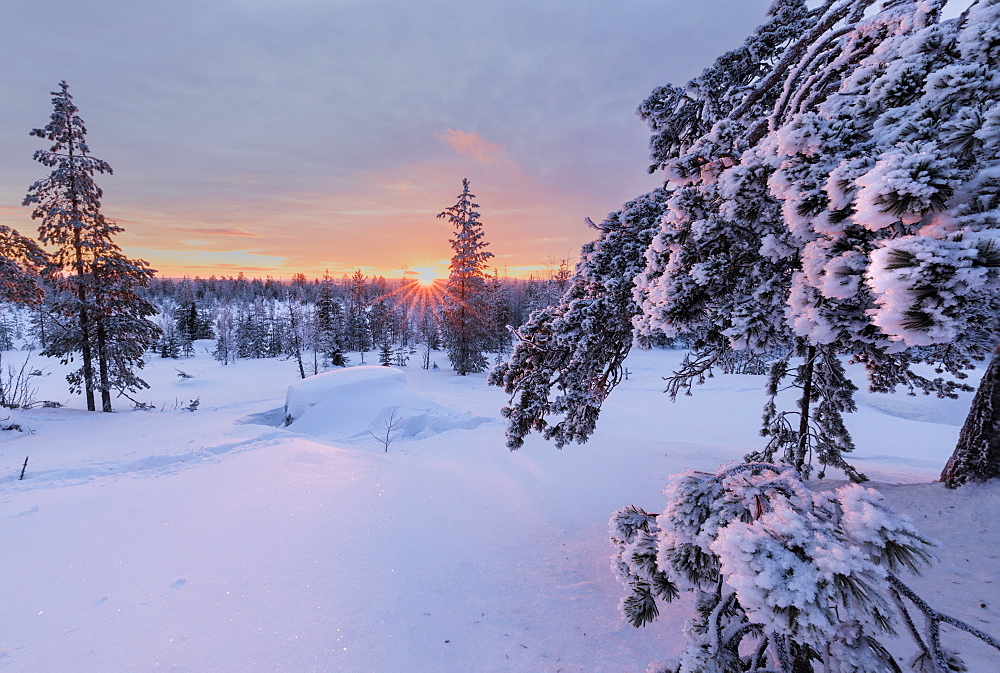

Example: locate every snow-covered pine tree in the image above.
[438,178,494,375]
[345,269,371,353]
[483,270,514,362]
[175,300,197,343]
[417,307,440,370]
[392,340,409,367]
[156,314,184,359]
[285,296,308,379]
[366,276,396,350]
[489,189,668,448]
[23,81,105,411]
[611,1,1000,667]
[753,0,995,399]
[234,298,278,359]
[490,0,826,459]
[90,251,160,408]
[850,0,1000,486]
[633,0,914,480]
[27,298,57,350]
[24,81,160,411]
[314,273,347,367]
[213,305,236,365]
[496,0,996,481]
[0,310,16,352]
[378,339,393,367]
[174,298,213,344]
[611,463,1000,673]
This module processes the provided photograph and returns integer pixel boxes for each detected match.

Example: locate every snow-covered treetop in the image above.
[438,178,494,280]
[23,81,124,268]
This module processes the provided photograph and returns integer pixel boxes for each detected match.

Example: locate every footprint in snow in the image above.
[169,577,188,590]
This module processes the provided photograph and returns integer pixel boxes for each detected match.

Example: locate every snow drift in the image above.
[284,366,488,441]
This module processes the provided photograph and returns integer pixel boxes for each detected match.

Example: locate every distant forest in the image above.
[0,269,573,373]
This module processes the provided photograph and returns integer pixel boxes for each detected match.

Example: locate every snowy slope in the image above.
[0,347,996,672]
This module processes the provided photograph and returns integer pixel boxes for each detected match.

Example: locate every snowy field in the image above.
[0,345,996,672]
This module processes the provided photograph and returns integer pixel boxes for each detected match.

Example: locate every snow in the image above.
[0,346,997,671]
[283,365,488,441]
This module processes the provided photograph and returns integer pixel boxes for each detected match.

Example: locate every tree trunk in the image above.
[71,213,96,411]
[95,312,113,412]
[67,136,97,412]
[794,345,817,473]
[941,343,1000,487]
[288,303,306,380]
[76,284,96,412]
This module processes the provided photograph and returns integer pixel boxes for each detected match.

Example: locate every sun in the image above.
[414,268,445,286]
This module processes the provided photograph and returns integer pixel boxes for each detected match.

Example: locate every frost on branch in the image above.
[488,190,668,449]
[495,0,998,480]
[611,463,1000,673]
[0,225,49,306]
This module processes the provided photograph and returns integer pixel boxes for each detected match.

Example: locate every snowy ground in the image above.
[0,345,996,672]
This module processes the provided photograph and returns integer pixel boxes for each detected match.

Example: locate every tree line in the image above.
[0,83,571,410]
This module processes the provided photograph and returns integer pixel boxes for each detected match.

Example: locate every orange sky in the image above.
[107,132,661,280]
[0,1,776,281]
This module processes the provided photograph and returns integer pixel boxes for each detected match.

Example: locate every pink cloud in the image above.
[436,128,506,163]
[175,227,262,237]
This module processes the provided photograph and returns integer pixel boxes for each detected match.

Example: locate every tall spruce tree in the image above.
[437,178,494,375]
[23,81,160,411]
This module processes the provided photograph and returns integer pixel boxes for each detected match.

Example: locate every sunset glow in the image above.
[0,1,775,280]
[414,268,445,286]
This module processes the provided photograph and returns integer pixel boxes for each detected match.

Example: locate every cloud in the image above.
[0,0,775,279]
[436,129,507,164]
[126,248,288,276]
[175,227,262,237]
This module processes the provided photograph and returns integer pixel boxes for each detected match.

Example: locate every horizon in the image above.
[148,269,560,283]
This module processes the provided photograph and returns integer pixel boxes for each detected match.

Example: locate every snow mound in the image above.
[284,366,488,442]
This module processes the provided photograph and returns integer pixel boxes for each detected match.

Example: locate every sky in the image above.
[0,0,773,280]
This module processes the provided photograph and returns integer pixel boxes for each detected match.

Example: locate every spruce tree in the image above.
[91,250,160,409]
[213,305,236,365]
[378,339,393,367]
[23,81,160,411]
[345,269,371,353]
[483,270,513,361]
[366,276,395,349]
[437,178,494,375]
[314,273,347,367]
[286,297,307,379]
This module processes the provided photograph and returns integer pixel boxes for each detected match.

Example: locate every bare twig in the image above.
[369,408,402,452]
[0,351,39,410]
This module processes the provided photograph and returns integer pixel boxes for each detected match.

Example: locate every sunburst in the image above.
[370,271,487,332]
[415,268,444,286]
